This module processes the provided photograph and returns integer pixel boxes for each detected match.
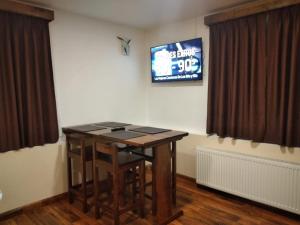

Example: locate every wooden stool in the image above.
[93,141,145,225]
[66,133,94,213]
[129,141,177,215]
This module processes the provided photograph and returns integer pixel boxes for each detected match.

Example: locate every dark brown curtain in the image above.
[207,4,300,147]
[207,13,267,142]
[265,5,300,147]
[0,11,59,152]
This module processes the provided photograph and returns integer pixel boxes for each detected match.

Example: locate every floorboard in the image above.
[1,176,299,225]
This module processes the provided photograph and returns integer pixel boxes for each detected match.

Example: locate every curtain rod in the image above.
[0,0,54,21]
[204,0,300,25]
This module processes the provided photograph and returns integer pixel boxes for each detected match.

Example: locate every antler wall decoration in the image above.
[117,36,131,56]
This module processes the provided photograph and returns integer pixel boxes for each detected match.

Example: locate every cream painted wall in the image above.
[145,17,300,179]
[0,144,66,213]
[0,10,146,214]
[51,10,147,128]
[145,17,209,134]
[177,135,300,178]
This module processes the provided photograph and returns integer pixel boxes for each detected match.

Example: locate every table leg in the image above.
[154,142,183,225]
[172,141,177,206]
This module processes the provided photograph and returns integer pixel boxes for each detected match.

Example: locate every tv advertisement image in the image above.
[151,38,203,83]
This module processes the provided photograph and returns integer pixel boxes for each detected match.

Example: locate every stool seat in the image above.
[96,151,144,166]
[130,148,153,159]
[68,133,85,139]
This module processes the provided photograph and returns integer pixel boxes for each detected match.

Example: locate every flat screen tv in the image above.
[151,38,203,83]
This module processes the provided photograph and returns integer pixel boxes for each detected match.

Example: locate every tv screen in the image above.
[151,38,203,83]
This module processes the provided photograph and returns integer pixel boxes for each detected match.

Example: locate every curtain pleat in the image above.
[0,11,59,152]
[207,13,267,142]
[207,4,300,147]
[265,5,300,147]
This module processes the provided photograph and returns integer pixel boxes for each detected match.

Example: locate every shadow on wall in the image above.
[280,147,295,154]
[216,136,296,155]
[151,80,204,88]
[52,144,68,194]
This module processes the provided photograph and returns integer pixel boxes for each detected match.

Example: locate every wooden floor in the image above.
[1,176,300,225]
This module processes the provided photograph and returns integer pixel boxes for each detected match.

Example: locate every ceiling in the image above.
[22,0,253,29]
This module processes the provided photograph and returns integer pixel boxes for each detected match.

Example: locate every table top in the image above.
[62,122,188,147]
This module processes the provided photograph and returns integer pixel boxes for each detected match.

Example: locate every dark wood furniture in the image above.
[130,143,177,215]
[63,122,188,225]
[93,141,145,225]
[66,133,94,213]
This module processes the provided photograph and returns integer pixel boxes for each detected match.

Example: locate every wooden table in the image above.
[62,122,188,225]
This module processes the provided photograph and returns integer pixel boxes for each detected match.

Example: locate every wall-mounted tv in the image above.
[151,38,203,83]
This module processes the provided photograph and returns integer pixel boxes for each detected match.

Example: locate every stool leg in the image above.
[93,148,100,219]
[152,159,157,216]
[119,172,125,207]
[91,159,94,185]
[107,172,113,202]
[113,173,120,225]
[81,144,88,213]
[172,141,177,206]
[139,161,145,218]
[132,168,137,203]
[67,142,74,204]
[67,157,74,204]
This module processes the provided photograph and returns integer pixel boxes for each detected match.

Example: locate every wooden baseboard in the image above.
[0,170,196,220]
[176,173,196,183]
[23,193,67,211]
[0,208,21,221]
[0,192,67,220]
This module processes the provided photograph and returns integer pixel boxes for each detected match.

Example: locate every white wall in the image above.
[51,10,147,128]
[145,17,209,134]
[145,17,300,178]
[0,10,146,214]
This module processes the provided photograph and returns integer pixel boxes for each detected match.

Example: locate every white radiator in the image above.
[196,147,300,215]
